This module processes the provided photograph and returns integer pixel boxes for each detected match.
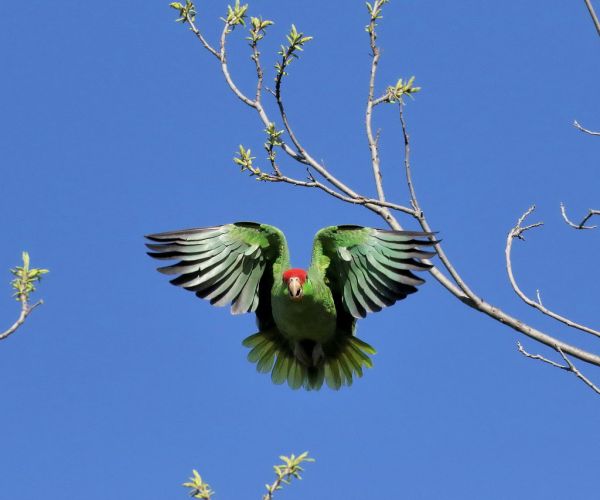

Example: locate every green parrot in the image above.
[146,223,435,390]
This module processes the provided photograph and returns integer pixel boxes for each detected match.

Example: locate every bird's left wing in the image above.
[312,225,436,319]
[146,222,288,315]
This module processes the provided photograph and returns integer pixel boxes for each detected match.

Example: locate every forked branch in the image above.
[506,206,600,338]
[561,202,600,229]
[518,341,600,395]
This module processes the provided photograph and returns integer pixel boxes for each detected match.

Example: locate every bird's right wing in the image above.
[146,222,289,316]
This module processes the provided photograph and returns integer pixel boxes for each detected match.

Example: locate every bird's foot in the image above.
[293,341,312,367]
[312,343,325,366]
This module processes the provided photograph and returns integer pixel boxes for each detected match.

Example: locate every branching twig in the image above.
[0,300,43,341]
[234,145,416,215]
[517,341,600,395]
[517,341,569,369]
[1,252,48,341]
[560,202,600,229]
[183,7,404,226]
[506,206,600,338]
[263,452,314,500]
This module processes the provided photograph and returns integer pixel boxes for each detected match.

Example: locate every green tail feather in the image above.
[242,329,375,391]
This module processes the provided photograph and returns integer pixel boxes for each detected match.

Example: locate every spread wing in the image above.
[312,225,436,319]
[145,222,288,317]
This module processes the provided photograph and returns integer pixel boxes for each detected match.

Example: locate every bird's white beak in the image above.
[287,277,303,301]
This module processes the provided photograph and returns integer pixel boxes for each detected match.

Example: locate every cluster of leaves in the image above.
[182,453,313,499]
[385,76,421,103]
[182,470,214,499]
[366,0,390,34]
[248,16,273,46]
[11,252,48,304]
[233,145,256,172]
[264,123,284,163]
[224,0,248,29]
[234,145,267,179]
[275,25,313,79]
[169,0,195,24]
[263,452,315,499]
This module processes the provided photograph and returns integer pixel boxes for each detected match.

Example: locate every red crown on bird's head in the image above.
[282,268,307,284]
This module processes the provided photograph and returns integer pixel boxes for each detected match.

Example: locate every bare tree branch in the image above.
[398,103,419,213]
[182,4,220,60]
[517,341,569,369]
[366,0,389,205]
[583,0,600,37]
[391,97,600,369]
[557,346,600,395]
[0,300,43,341]
[561,202,600,229]
[506,206,600,338]
[173,2,600,389]
[397,100,481,302]
[574,119,600,136]
[517,341,600,395]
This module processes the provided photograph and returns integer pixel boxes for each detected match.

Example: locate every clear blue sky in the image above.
[2,1,599,498]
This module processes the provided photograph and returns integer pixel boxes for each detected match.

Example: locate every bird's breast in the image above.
[271,285,337,342]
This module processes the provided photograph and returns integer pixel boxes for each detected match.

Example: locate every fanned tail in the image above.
[242,330,375,391]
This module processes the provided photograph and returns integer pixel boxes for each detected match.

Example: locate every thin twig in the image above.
[574,120,600,136]
[186,17,220,60]
[270,33,391,218]
[582,0,600,37]
[399,102,418,212]
[506,206,600,338]
[278,176,414,213]
[219,21,256,107]
[560,202,600,229]
[397,99,480,301]
[0,300,43,341]
[557,346,600,395]
[517,341,600,395]
[372,94,389,107]
[251,44,263,104]
[517,341,568,369]
[365,0,388,205]
[257,159,415,215]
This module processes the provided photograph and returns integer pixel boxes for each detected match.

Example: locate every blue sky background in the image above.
[1,1,599,498]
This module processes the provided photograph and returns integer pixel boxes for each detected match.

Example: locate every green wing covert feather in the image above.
[312,225,436,319]
[146,222,288,315]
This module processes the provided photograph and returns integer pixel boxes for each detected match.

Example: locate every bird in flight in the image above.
[146,223,436,390]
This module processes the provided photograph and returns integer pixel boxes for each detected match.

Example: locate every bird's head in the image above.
[282,268,308,302]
